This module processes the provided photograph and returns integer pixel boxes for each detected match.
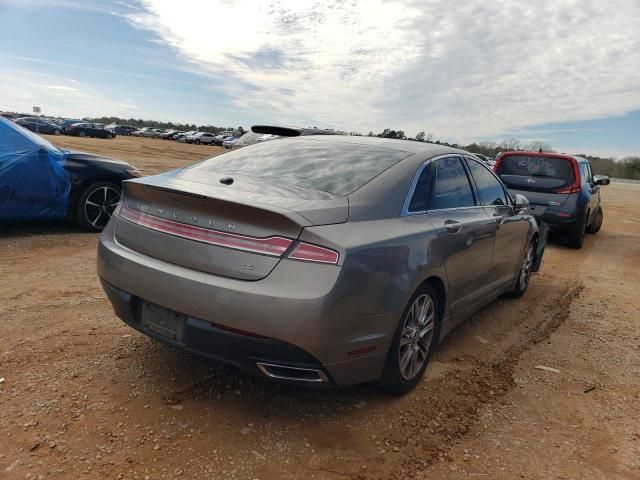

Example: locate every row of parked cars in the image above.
[126,126,244,147]
[6,115,242,146]
[10,116,117,139]
[2,118,610,393]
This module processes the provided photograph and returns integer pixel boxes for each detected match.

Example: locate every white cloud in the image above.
[126,0,640,140]
[28,84,79,92]
[1,54,204,87]
[0,69,139,117]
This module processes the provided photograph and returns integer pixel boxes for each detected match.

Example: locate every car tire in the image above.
[54,129,61,136]
[106,133,113,139]
[507,237,536,298]
[79,130,86,137]
[195,139,201,144]
[378,284,439,394]
[586,207,603,234]
[74,180,121,232]
[567,212,587,249]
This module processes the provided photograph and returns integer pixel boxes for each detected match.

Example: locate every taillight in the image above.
[553,184,581,194]
[554,159,581,194]
[119,205,293,256]
[287,242,339,265]
[492,155,503,173]
[118,205,339,264]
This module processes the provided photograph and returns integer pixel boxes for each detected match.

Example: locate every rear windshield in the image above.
[189,139,411,195]
[496,155,575,191]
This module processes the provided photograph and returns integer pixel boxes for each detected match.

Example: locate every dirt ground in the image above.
[1,136,639,480]
[48,134,227,175]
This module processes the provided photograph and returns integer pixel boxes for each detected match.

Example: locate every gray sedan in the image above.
[97,136,544,393]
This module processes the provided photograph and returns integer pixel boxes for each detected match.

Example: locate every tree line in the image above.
[357,129,640,181]
[70,116,640,181]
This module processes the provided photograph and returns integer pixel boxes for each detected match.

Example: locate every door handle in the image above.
[444,220,462,233]
[493,214,504,224]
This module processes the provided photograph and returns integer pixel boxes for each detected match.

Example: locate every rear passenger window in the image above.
[428,157,475,210]
[408,166,430,213]
[466,158,508,206]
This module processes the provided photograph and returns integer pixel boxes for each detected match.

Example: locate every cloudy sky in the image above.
[1,0,639,157]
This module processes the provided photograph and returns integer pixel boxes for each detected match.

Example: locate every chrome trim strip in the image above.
[426,206,487,214]
[256,362,328,383]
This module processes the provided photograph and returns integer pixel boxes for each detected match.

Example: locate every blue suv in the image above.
[494,151,610,248]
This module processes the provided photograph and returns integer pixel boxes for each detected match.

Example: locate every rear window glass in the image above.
[496,155,575,190]
[189,139,411,195]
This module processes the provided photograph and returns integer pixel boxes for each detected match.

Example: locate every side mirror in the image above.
[513,193,530,213]
[593,175,610,186]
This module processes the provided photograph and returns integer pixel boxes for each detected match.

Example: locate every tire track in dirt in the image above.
[348,282,584,479]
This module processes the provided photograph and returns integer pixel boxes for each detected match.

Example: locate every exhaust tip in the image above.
[256,362,328,383]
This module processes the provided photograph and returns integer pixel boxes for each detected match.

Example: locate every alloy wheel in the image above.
[84,186,120,229]
[399,293,435,380]
[519,242,535,290]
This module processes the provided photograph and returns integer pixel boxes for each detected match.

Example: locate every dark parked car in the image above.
[98,136,544,393]
[15,117,62,135]
[107,124,139,136]
[64,152,140,230]
[0,117,140,231]
[494,151,610,248]
[59,119,84,133]
[1,112,25,120]
[161,129,185,140]
[67,123,115,139]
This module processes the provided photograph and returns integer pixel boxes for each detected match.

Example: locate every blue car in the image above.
[494,151,610,248]
[0,117,140,231]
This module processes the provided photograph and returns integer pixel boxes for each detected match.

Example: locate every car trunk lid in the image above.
[114,172,347,280]
[506,188,572,217]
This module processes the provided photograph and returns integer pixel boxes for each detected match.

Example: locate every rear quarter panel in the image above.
[299,216,447,318]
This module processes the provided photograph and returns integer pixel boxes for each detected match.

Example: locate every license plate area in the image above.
[141,302,186,343]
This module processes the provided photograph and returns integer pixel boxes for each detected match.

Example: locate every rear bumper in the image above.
[101,279,333,384]
[538,213,578,231]
[97,222,394,387]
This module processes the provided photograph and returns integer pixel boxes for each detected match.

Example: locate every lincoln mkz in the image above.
[98,136,544,393]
